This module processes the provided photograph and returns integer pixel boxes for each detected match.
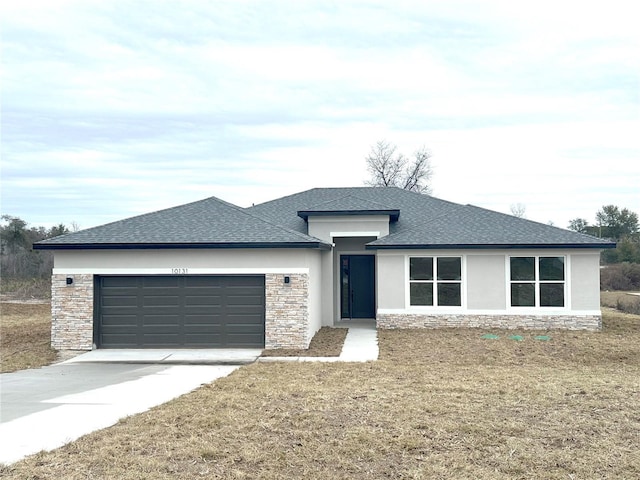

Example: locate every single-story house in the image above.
[34,187,615,350]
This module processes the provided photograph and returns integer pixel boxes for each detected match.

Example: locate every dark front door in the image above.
[340,255,375,319]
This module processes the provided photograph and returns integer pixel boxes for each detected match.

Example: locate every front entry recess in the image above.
[340,255,375,319]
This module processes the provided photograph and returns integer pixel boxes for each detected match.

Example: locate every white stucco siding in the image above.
[320,250,334,326]
[375,249,603,316]
[53,248,314,273]
[466,254,506,310]
[307,216,390,243]
[376,253,405,309]
[570,253,601,311]
[306,249,324,341]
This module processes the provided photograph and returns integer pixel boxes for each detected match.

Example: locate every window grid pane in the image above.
[540,283,564,307]
[438,283,461,306]
[539,257,564,281]
[437,257,461,281]
[410,282,433,306]
[510,257,535,281]
[410,257,433,281]
[511,283,535,307]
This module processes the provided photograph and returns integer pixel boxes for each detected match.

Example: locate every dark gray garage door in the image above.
[96,276,265,348]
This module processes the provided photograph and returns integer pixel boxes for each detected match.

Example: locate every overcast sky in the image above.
[2,0,638,231]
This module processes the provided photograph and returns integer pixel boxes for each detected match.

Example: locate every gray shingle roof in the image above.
[36,186,615,250]
[35,195,331,250]
[367,204,613,248]
[249,187,461,236]
[249,187,614,249]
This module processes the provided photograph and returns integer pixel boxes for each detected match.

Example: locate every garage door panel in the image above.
[97,275,265,348]
[142,315,181,326]
[102,295,139,307]
[226,333,264,346]
[142,336,181,347]
[184,276,223,286]
[142,295,180,307]
[101,314,138,326]
[227,286,263,296]
[228,296,264,306]
[183,335,224,345]
[184,295,222,308]
[101,337,137,348]
[142,276,180,287]
[102,276,138,288]
[226,314,264,325]
[183,314,223,325]
[142,326,182,336]
[227,305,264,314]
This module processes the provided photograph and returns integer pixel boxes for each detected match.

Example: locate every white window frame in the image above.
[407,255,464,308]
[508,255,567,309]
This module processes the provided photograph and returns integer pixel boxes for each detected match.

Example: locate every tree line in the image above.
[0,215,73,280]
[568,205,640,263]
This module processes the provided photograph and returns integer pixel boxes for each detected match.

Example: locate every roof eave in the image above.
[34,241,333,251]
[366,242,617,250]
[297,210,400,221]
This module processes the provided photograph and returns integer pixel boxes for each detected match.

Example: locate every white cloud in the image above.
[1,0,638,230]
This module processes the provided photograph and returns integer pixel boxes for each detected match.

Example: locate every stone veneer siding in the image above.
[51,274,94,350]
[377,313,601,331]
[265,273,309,349]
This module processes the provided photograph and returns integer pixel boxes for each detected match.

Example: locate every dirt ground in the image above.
[261,326,348,357]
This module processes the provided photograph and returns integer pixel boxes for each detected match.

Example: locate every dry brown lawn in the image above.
[2,307,639,479]
[601,290,640,315]
[0,302,57,373]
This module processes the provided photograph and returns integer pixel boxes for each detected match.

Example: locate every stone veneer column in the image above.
[377,313,601,331]
[265,273,309,349]
[51,274,94,350]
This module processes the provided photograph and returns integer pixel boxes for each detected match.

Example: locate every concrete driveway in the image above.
[0,362,240,465]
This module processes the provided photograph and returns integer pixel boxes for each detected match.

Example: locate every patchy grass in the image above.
[0,302,57,373]
[2,309,639,479]
[601,290,640,315]
[0,277,51,300]
[261,327,348,357]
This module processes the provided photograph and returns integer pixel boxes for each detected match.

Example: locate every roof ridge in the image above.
[302,193,397,210]
[251,186,396,209]
[234,198,329,244]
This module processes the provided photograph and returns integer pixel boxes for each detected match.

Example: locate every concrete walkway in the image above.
[62,348,262,365]
[338,321,379,362]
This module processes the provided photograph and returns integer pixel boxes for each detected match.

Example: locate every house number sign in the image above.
[171,268,189,274]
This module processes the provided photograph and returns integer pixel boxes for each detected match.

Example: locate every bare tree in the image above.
[510,203,527,219]
[364,140,433,194]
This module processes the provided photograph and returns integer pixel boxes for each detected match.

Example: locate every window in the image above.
[510,256,565,307]
[410,257,461,306]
